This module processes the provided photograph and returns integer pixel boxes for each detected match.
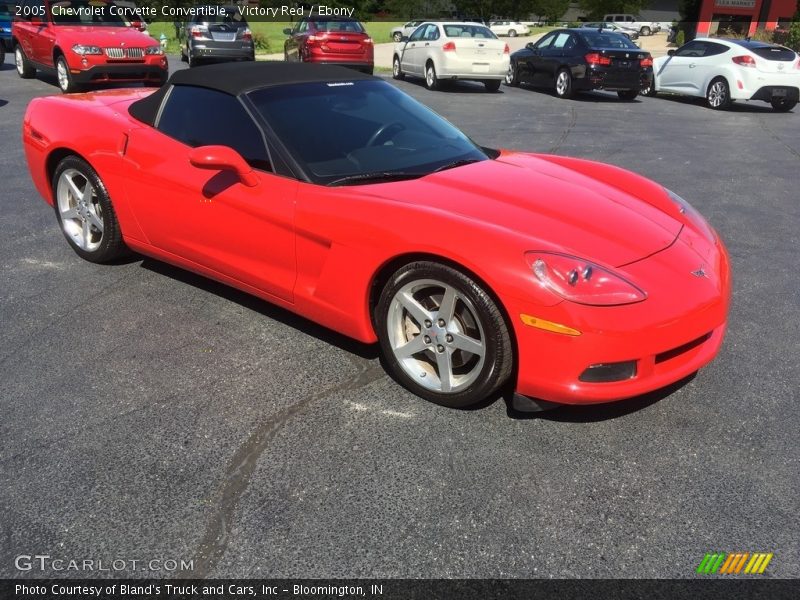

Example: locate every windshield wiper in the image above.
[431,158,484,173]
[327,171,423,187]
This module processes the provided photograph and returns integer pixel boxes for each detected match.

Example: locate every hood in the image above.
[361,153,681,268]
[50,25,157,47]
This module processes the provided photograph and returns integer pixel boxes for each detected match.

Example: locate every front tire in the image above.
[618,89,639,101]
[508,29,517,37]
[505,61,519,86]
[554,67,574,99]
[642,78,657,96]
[375,261,513,408]
[484,79,501,92]
[770,97,797,112]
[55,54,80,93]
[392,55,404,80]
[52,156,126,263]
[393,32,402,42]
[640,26,651,36]
[706,77,732,110]
[424,61,439,91]
[15,44,36,79]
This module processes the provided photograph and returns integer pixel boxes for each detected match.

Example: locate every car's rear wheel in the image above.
[505,61,519,86]
[640,26,651,36]
[554,68,574,99]
[376,261,513,408]
[508,29,517,37]
[706,77,732,110]
[618,89,639,100]
[393,32,402,42]
[15,45,36,79]
[188,50,200,68]
[55,55,80,93]
[52,156,126,263]
[484,79,501,92]
[425,61,439,91]
[770,96,797,112]
[392,55,404,80]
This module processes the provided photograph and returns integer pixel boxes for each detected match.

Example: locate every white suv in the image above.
[603,14,659,36]
[489,21,529,37]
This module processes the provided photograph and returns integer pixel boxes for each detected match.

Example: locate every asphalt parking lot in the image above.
[1,54,799,580]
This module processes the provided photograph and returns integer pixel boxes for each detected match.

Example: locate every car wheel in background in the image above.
[642,79,657,96]
[640,26,651,36]
[393,32,402,42]
[52,156,126,263]
[55,55,80,93]
[425,61,439,90]
[392,55,404,79]
[706,77,732,110]
[484,79,501,92]
[0,43,5,66]
[618,89,639,100]
[508,29,517,37]
[554,68,574,99]
[770,97,797,112]
[505,61,519,86]
[375,261,513,408]
[14,45,36,79]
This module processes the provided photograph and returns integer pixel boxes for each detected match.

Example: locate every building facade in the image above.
[697,0,798,36]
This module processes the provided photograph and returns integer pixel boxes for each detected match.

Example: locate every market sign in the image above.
[714,0,757,8]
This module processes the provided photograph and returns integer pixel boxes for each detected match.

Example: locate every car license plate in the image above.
[476,48,486,55]
[619,61,630,68]
[772,88,787,97]
[472,64,490,73]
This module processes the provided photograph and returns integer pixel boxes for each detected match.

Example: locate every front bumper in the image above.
[70,63,167,84]
[511,230,731,404]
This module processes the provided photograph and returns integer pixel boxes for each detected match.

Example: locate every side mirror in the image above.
[130,21,146,32]
[526,42,535,50]
[283,28,292,35]
[189,146,259,187]
[667,49,676,56]
[400,35,408,42]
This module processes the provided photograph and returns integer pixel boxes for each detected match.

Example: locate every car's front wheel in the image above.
[424,61,439,90]
[641,78,657,96]
[15,45,36,79]
[376,261,513,408]
[706,77,732,110]
[554,67,574,99]
[393,32,402,42]
[392,55,404,80]
[508,29,517,37]
[52,156,126,263]
[55,55,80,93]
[640,26,651,36]
[505,61,519,86]
[770,96,797,112]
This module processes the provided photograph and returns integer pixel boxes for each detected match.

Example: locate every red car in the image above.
[283,16,373,74]
[22,63,731,411]
[12,0,167,93]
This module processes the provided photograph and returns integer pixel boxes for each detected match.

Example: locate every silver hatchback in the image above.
[181,6,255,67]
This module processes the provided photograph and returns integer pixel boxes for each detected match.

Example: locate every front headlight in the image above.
[664,187,716,241]
[525,251,647,306]
[144,46,164,55]
[72,44,103,55]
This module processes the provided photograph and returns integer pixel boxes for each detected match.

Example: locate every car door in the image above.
[523,31,556,85]
[420,23,442,71]
[400,23,428,75]
[657,41,708,94]
[122,85,297,302]
[284,19,306,61]
[539,31,572,83]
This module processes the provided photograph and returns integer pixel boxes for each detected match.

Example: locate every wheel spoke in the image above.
[437,286,457,324]
[87,210,104,232]
[451,332,484,357]
[395,334,428,358]
[435,349,454,393]
[398,292,433,327]
[66,174,83,201]
[61,207,79,220]
[82,219,91,247]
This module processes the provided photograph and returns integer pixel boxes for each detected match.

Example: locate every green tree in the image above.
[531,0,570,22]
[577,0,651,20]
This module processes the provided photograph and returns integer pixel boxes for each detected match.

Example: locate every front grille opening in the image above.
[655,332,712,364]
[579,360,637,383]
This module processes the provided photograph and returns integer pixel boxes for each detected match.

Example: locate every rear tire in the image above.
[15,44,36,79]
[484,79,501,92]
[770,97,797,112]
[508,29,517,37]
[617,89,639,101]
[392,55,404,80]
[52,156,126,263]
[424,61,439,91]
[375,261,513,408]
[554,67,574,99]
[640,26,651,36]
[706,77,732,110]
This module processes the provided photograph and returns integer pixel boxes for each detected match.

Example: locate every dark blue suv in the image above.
[0,2,12,58]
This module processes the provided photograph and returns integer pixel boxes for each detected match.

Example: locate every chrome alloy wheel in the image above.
[556,71,569,96]
[56,168,104,251]
[56,59,70,91]
[15,47,24,75]
[426,65,435,88]
[707,81,727,108]
[505,62,515,84]
[387,279,486,394]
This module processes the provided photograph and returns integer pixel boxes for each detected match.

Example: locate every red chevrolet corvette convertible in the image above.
[22,63,731,411]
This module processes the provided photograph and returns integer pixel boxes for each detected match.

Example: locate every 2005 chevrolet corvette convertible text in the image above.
[22,62,731,411]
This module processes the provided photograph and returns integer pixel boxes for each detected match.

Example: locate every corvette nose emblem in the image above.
[691,267,707,278]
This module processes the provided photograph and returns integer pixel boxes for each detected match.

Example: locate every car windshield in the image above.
[0,3,12,17]
[50,0,127,26]
[581,32,638,49]
[248,80,488,185]
[444,24,496,39]
[311,19,365,33]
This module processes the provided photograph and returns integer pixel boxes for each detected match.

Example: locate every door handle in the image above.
[424,42,429,46]
[689,63,696,68]
[409,43,415,47]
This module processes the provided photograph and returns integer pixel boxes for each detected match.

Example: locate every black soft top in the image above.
[129,62,375,126]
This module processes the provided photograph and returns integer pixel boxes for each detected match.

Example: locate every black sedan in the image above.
[505,29,653,100]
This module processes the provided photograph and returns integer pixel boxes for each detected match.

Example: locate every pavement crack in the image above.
[548,106,577,154]
[757,116,800,160]
[183,359,385,578]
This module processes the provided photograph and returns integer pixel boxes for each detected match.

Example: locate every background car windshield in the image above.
[312,19,365,33]
[193,9,247,25]
[581,32,638,49]
[50,0,127,25]
[248,80,487,184]
[0,2,12,16]
[443,24,496,39]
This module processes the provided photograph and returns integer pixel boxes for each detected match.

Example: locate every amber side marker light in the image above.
[520,314,581,336]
